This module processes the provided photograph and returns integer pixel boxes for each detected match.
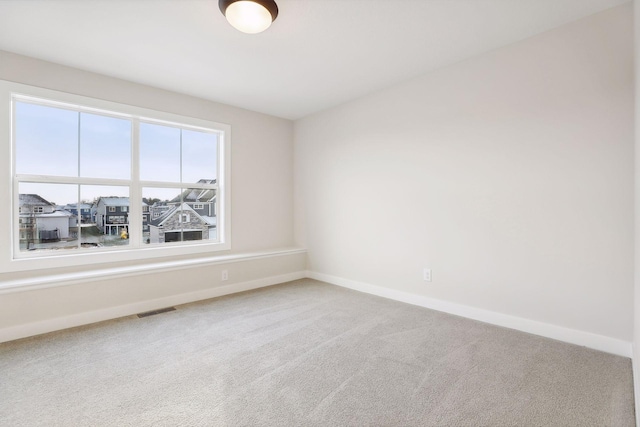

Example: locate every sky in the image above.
[15,101,218,206]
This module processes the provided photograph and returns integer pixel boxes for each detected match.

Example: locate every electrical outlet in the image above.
[423,268,432,282]
[221,270,228,281]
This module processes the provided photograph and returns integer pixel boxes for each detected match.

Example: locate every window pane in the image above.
[182,187,217,241]
[182,129,218,184]
[18,183,78,252]
[12,91,227,261]
[80,185,130,248]
[15,102,78,177]
[143,187,183,245]
[140,122,180,182]
[80,113,131,179]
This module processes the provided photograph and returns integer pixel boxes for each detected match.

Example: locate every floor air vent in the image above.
[137,307,177,318]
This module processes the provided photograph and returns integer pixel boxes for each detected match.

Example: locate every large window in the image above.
[11,89,230,266]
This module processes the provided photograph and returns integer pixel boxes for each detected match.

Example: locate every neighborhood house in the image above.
[148,181,217,244]
[63,203,92,224]
[18,180,216,248]
[95,197,133,236]
[19,194,76,246]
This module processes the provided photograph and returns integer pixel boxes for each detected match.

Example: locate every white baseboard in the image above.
[633,344,640,427]
[3,268,632,359]
[0,270,306,344]
[307,271,632,358]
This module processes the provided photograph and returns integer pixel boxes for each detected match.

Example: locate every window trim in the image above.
[3,80,231,273]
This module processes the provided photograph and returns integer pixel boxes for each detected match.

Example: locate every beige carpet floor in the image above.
[0,279,634,426]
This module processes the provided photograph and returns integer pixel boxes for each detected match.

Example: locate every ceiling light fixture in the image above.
[219,0,279,34]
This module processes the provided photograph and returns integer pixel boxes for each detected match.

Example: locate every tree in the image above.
[143,197,161,206]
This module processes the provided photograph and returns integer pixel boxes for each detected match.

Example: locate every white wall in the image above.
[295,5,634,346]
[633,0,640,422]
[0,50,295,254]
[0,51,302,335]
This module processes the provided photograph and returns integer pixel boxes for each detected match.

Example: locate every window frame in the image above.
[3,81,231,273]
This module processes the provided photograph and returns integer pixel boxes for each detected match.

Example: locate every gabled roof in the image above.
[19,194,54,207]
[149,203,213,228]
[97,197,129,207]
[148,205,178,227]
[170,179,216,203]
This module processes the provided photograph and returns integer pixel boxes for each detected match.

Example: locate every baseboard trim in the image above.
[307,271,632,358]
[0,270,306,344]
[3,267,631,359]
[633,344,640,426]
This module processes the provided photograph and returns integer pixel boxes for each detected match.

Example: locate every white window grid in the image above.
[12,93,226,261]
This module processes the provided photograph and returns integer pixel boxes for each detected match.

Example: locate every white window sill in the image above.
[9,240,232,273]
[0,247,307,294]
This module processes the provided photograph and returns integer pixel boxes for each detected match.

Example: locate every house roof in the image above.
[19,194,54,207]
[97,197,129,207]
[171,179,216,203]
[20,210,74,218]
[201,216,217,226]
[48,210,74,218]
[149,203,214,228]
[64,203,92,210]
[149,205,178,227]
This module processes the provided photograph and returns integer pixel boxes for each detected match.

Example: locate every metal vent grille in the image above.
[137,307,176,318]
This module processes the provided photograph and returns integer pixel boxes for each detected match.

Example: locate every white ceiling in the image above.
[0,0,630,120]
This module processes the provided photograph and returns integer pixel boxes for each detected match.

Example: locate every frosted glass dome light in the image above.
[219,0,279,34]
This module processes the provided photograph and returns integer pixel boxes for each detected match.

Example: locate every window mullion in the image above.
[216,131,224,243]
[12,175,19,257]
[77,111,81,251]
[179,129,184,242]
[218,132,222,242]
[9,82,230,266]
[129,118,142,248]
